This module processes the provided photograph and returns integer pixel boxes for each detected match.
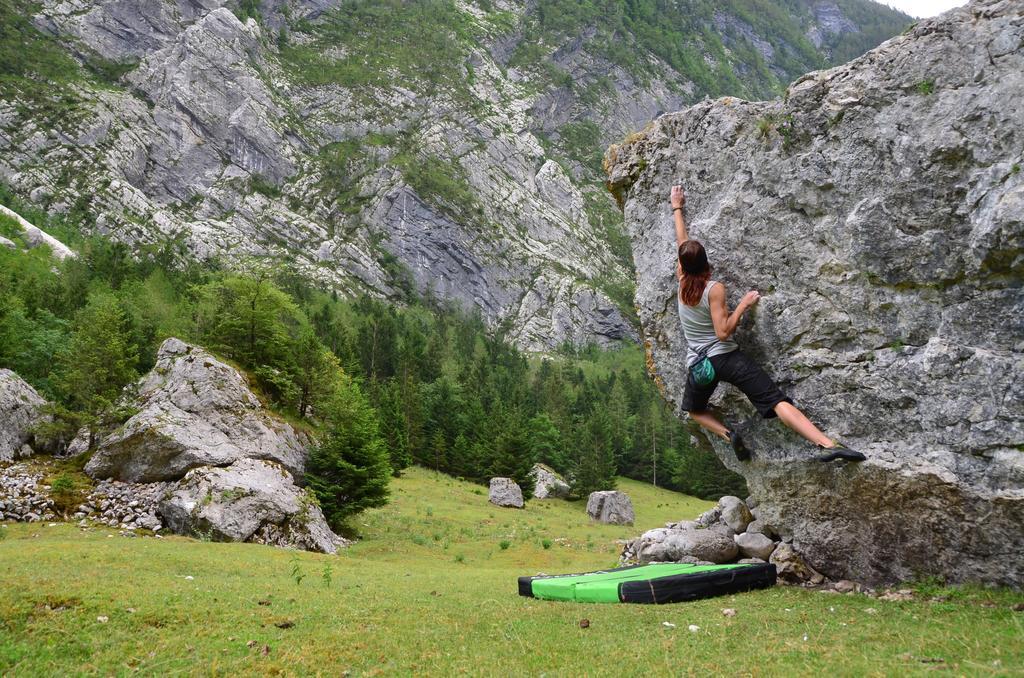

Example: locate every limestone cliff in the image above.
[606,0,1023,587]
[0,0,907,351]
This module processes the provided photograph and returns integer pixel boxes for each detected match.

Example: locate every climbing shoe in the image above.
[729,430,751,462]
[816,441,866,463]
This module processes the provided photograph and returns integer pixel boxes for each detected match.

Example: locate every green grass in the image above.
[1,466,1021,675]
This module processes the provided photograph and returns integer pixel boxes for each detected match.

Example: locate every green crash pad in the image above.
[519,562,776,604]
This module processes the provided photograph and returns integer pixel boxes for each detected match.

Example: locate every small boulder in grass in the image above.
[488,478,524,508]
[586,491,634,525]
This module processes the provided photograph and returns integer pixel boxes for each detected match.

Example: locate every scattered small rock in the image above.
[578,619,590,629]
[721,608,736,617]
[687,624,700,633]
[274,620,294,629]
[96,616,109,623]
[662,621,676,628]
[833,580,856,594]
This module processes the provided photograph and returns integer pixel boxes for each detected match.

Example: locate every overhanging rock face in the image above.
[605,0,1023,587]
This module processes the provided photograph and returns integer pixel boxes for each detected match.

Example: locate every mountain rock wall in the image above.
[0,0,906,351]
[606,0,1023,587]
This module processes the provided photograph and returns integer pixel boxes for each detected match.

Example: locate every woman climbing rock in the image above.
[670,184,865,463]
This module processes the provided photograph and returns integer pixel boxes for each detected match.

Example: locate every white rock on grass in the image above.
[158,458,340,554]
[488,477,524,508]
[586,491,634,525]
[531,463,570,499]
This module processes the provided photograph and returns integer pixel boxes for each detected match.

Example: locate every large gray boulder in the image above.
[85,338,309,482]
[633,526,739,564]
[489,477,524,508]
[605,0,1024,587]
[586,490,635,525]
[0,369,48,462]
[158,458,340,554]
[531,463,571,500]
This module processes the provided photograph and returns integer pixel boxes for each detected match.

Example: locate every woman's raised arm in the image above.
[671,185,688,282]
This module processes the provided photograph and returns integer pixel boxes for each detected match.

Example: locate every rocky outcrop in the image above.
[74,337,341,553]
[488,477,524,508]
[86,338,309,483]
[605,0,1024,587]
[531,463,570,500]
[0,369,49,462]
[159,458,341,554]
[0,205,76,260]
[586,490,634,525]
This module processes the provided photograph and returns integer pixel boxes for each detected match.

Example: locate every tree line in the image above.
[0,212,746,528]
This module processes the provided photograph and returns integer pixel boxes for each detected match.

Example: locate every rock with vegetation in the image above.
[0,205,75,260]
[85,338,309,483]
[586,490,634,525]
[0,368,49,462]
[531,463,570,500]
[1,0,908,351]
[605,0,1024,587]
[488,477,524,508]
[158,458,341,554]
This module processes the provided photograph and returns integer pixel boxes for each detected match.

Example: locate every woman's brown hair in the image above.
[678,240,712,306]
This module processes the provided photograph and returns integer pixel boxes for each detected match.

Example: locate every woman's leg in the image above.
[688,409,731,441]
[772,401,834,447]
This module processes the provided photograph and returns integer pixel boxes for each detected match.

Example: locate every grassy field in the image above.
[1,467,1021,676]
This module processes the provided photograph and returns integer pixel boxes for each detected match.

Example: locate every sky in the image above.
[881,0,967,18]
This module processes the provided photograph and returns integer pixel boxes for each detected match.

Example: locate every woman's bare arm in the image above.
[671,185,687,281]
[709,283,760,340]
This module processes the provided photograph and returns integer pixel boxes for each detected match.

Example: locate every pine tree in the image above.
[292,328,342,419]
[524,413,566,473]
[571,408,617,498]
[305,374,391,527]
[374,379,412,475]
[51,293,139,446]
[488,419,537,501]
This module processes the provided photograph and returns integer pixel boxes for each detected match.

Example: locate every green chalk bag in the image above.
[689,346,716,387]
